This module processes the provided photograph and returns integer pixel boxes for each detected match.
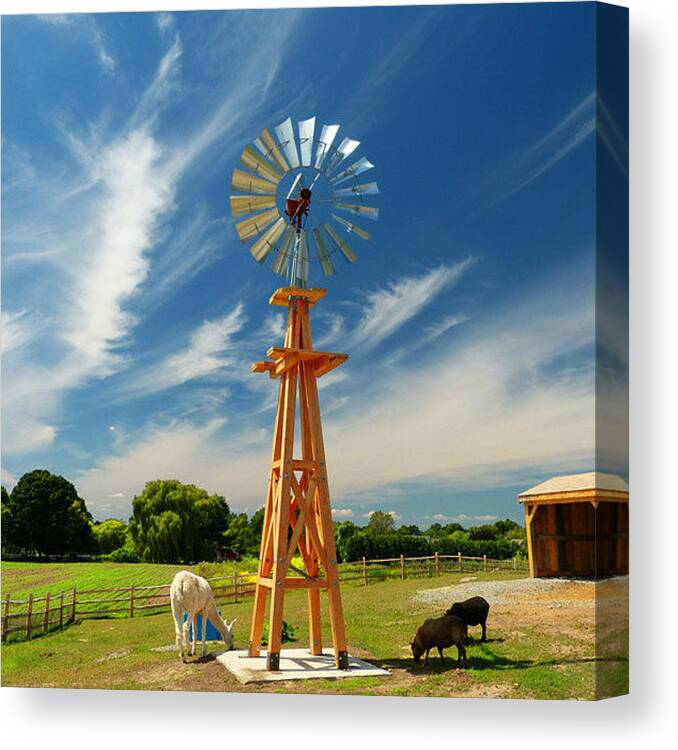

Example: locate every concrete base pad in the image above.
[217,648,391,684]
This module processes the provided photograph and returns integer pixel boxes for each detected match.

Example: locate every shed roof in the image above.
[518,472,629,498]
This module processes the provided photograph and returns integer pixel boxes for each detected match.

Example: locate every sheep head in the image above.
[222,617,237,650]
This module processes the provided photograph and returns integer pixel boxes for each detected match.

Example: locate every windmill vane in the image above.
[229,116,379,287]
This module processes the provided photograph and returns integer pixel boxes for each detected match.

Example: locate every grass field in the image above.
[1,565,628,700]
[1,559,260,600]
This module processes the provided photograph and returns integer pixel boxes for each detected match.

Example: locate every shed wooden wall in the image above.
[531,501,628,578]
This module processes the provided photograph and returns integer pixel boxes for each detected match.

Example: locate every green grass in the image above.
[1,566,626,699]
[1,559,260,600]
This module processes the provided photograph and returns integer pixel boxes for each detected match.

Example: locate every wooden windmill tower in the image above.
[230,116,379,670]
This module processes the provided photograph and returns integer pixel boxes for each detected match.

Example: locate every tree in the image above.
[334,520,359,562]
[129,480,231,563]
[1,486,16,553]
[398,524,421,536]
[494,518,521,535]
[222,512,249,556]
[245,508,266,556]
[92,519,128,555]
[469,525,498,541]
[3,470,94,557]
[366,510,395,536]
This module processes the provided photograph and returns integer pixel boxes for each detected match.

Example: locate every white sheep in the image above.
[170,570,236,662]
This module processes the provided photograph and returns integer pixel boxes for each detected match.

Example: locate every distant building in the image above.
[518,472,628,578]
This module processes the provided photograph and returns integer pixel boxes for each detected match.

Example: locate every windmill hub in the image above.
[285,187,312,230]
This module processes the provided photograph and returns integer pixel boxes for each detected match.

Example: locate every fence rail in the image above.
[1,553,527,642]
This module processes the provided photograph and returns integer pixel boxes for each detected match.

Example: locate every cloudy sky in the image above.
[1,3,627,525]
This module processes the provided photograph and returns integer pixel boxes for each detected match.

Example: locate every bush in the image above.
[93,519,127,555]
[102,543,141,563]
[261,620,296,646]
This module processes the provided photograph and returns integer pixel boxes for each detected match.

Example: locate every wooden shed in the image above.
[519,472,628,578]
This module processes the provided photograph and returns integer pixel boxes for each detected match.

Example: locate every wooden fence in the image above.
[1,553,527,642]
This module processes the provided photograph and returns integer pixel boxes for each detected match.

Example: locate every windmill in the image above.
[229,116,379,671]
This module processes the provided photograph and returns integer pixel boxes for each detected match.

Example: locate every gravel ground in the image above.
[414,576,628,609]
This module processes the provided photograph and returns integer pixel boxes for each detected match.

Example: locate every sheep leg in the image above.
[182,619,191,662]
[171,599,185,662]
[424,649,429,666]
[481,620,487,642]
[190,615,197,656]
[202,612,207,657]
[457,643,467,669]
[438,646,445,665]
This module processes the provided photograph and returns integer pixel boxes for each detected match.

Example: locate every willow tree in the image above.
[129,479,231,563]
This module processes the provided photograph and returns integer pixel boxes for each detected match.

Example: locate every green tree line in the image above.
[1,470,525,563]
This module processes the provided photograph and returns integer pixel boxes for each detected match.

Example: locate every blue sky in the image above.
[1,3,628,526]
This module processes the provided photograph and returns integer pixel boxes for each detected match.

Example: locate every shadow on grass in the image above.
[372,647,629,675]
[2,618,84,646]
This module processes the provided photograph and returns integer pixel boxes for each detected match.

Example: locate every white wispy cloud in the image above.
[129,36,182,128]
[118,305,247,398]
[1,311,34,354]
[64,128,173,371]
[36,14,116,75]
[470,92,596,212]
[156,13,175,34]
[347,258,475,352]
[92,23,115,74]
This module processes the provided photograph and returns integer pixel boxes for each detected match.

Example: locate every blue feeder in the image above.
[183,612,222,641]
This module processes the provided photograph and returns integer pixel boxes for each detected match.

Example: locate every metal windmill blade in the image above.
[274,117,300,170]
[312,226,336,276]
[254,128,290,173]
[330,156,375,185]
[298,117,316,167]
[234,207,280,242]
[333,181,380,198]
[323,137,360,176]
[333,202,380,220]
[271,226,296,276]
[230,195,277,217]
[323,223,358,264]
[239,144,282,184]
[314,124,340,169]
[332,214,373,241]
[231,168,278,195]
[250,217,286,263]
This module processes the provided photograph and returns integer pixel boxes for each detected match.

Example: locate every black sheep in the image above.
[445,596,490,643]
[410,615,468,668]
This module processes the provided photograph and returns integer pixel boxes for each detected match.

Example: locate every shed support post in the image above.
[525,503,538,578]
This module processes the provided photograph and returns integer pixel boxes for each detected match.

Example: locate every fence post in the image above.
[483,554,487,573]
[513,556,517,571]
[71,588,77,622]
[59,591,64,629]
[26,593,34,640]
[130,585,135,618]
[44,592,51,634]
[435,551,440,577]
[232,572,238,603]
[458,552,463,573]
[400,554,405,580]
[2,593,10,643]
[362,557,367,586]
